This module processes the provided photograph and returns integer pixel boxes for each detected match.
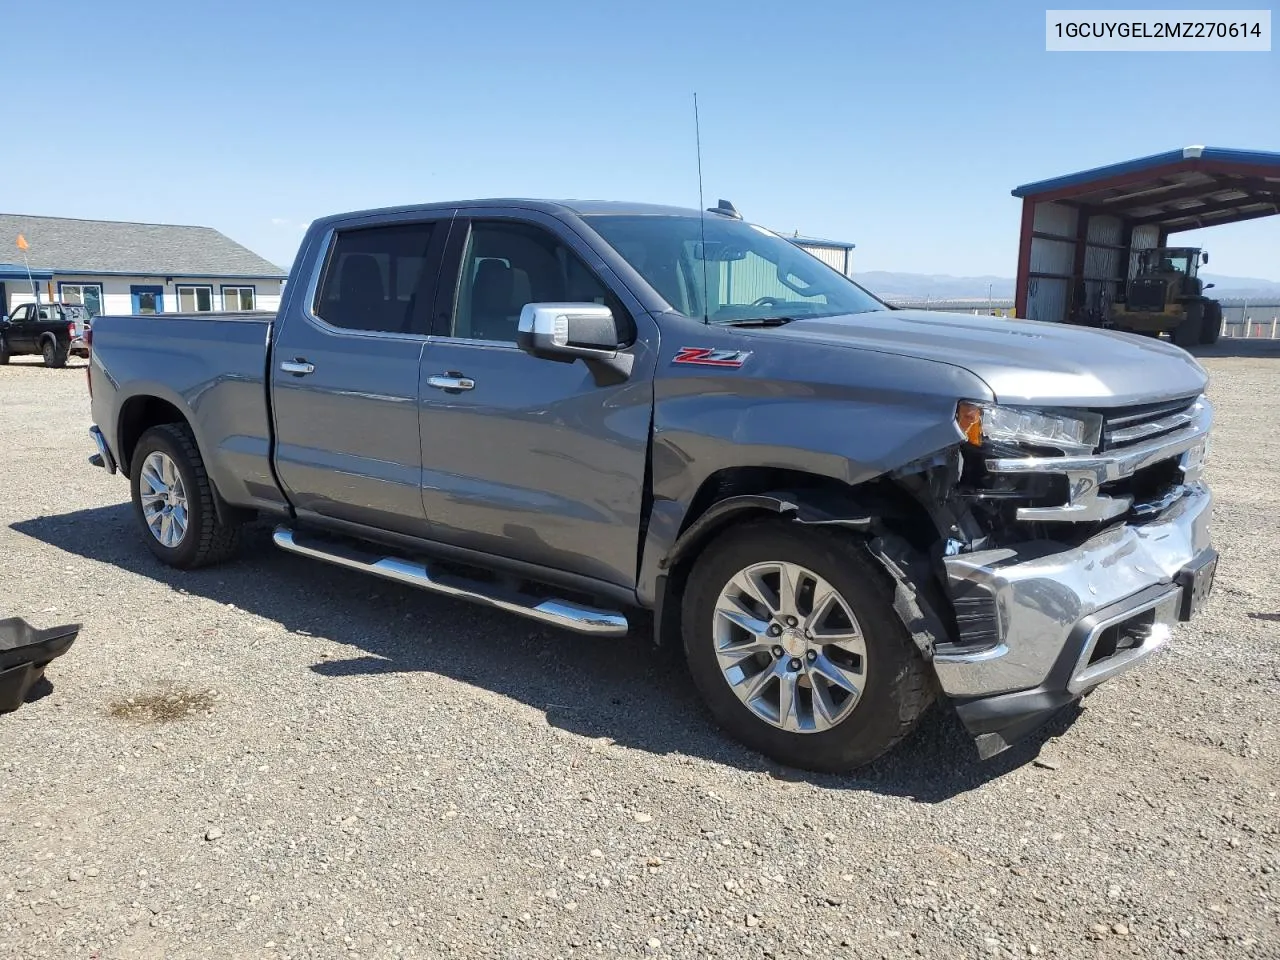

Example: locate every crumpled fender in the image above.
[653,490,952,660]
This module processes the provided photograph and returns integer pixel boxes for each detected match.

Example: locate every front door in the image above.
[130,285,163,314]
[416,213,656,589]
[3,304,33,350]
[270,214,452,539]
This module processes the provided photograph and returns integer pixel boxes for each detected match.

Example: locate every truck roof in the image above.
[310,199,708,230]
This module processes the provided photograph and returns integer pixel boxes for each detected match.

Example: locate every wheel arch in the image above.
[649,466,954,658]
[117,393,244,528]
[118,394,189,477]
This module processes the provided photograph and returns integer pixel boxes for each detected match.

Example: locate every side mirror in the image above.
[517,303,633,380]
[1203,283,1215,290]
[1202,251,1209,264]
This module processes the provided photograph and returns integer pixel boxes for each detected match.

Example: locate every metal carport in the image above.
[1011,146,1280,324]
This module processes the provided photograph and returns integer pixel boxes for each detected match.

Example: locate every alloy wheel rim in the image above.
[139,451,189,548]
[713,560,867,734]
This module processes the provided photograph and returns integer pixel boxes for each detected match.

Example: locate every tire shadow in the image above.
[13,503,1074,803]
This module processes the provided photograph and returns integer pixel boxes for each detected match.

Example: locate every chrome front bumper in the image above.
[933,481,1212,701]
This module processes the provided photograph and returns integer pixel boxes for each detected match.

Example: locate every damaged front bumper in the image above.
[933,482,1214,758]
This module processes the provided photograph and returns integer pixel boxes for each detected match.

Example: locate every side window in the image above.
[450,221,630,344]
[315,222,437,334]
[9,305,28,322]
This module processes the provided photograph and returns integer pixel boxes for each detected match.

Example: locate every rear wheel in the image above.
[1172,303,1204,349]
[41,338,68,368]
[681,521,932,772]
[130,423,242,568]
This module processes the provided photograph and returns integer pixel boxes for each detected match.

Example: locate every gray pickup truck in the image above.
[87,199,1216,771]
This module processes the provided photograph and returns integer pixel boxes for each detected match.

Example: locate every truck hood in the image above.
[768,310,1207,406]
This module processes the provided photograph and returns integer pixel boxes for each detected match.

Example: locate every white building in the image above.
[0,213,287,317]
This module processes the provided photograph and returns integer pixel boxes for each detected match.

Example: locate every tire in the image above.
[129,423,242,569]
[681,520,932,772]
[41,338,68,368]
[1200,302,1222,345]
[0,336,9,365]
[1172,303,1204,349]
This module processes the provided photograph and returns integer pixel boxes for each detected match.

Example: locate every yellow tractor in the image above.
[1109,247,1221,347]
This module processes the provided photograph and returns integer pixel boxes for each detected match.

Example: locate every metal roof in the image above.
[1011,146,1280,232]
[0,214,287,278]
[787,234,856,250]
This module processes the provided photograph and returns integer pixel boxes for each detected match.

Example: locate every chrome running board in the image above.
[272,526,629,637]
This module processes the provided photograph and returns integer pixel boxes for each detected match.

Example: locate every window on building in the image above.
[177,285,214,312]
[222,286,256,311]
[60,283,104,317]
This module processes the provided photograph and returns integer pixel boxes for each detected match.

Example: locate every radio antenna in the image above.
[694,92,709,324]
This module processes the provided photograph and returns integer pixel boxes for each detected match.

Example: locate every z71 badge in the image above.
[672,347,752,368]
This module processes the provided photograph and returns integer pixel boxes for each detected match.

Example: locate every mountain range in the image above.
[854,270,1280,302]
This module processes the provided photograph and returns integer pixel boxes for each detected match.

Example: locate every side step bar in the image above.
[272,527,629,637]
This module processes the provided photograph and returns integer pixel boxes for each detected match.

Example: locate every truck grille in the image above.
[1098,395,1200,451]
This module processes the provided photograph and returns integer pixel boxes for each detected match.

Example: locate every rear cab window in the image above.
[313,222,442,335]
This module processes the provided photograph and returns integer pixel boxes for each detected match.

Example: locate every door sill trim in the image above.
[273,526,630,637]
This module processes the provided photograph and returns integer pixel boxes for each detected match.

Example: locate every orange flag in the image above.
[16,234,28,251]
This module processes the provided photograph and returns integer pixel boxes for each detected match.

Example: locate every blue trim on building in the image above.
[220,283,257,310]
[0,262,53,281]
[1012,146,1280,198]
[130,284,165,314]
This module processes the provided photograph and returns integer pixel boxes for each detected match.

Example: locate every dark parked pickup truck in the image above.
[87,200,1216,770]
[1,301,91,367]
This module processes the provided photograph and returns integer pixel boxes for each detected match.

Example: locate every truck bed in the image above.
[88,311,287,514]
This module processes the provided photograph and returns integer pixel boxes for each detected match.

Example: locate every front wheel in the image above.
[1172,303,1205,349]
[1200,302,1222,345]
[681,521,932,772]
[0,335,9,365]
[130,423,242,568]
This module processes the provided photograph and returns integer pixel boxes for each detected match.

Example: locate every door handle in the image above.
[427,374,476,392]
[280,359,315,376]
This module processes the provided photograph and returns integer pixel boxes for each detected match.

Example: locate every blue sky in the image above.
[7,0,1278,278]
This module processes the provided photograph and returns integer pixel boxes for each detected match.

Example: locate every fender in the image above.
[111,381,252,529]
[650,489,953,660]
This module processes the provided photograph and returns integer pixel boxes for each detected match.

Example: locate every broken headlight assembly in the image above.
[955,401,1103,456]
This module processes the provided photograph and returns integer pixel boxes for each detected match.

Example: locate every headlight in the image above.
[955,401,1102,454]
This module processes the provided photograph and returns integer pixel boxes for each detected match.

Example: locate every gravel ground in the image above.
[1,346,1277,960]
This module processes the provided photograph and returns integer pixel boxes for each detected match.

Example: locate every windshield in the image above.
[1142,250,1195,276]
[585,214,886,323]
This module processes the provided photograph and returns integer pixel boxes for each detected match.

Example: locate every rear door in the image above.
[270,212,454,538]
[416,210,658,589]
